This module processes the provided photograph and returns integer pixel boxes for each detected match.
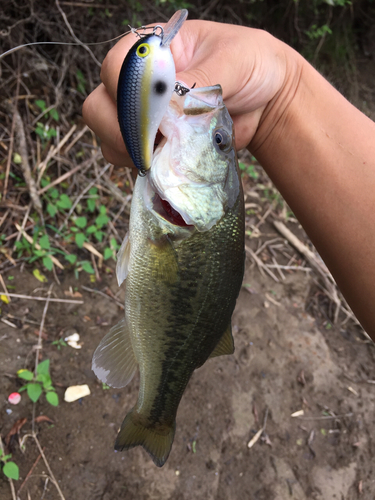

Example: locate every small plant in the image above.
[239,162,259,180]
[0,450,19,480]
[34,100,59,142]
[52,338,67,350]
[17,359,59,407]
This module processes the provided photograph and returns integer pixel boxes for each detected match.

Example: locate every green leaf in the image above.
[103,247,113,260]
[49,108,59,121]
[65,254,77,264]
[75,216,87,229]
[37,359,50,375]
[47,203,58,217]
[17,369,34,381]
[27,383,42,403]
[81,261,94,274]
[86,225,97,234]
[39,234,50,250]
[46,391,59,406]
[47,127,57,139]
[110,237,119,250]
[75,233,86,248]
[87,198,96,212]
[95,215,109,228]
[36,373,49,384]
[99,205,107,215]
[48,188,59,199]
[35,99,46,111]
[3,461,19,480]
[43,256,53,271]
[94,231,104,242]
[56,194,72,210]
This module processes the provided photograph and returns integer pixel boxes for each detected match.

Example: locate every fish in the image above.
[92,84,245,467]
[117,9,188,175]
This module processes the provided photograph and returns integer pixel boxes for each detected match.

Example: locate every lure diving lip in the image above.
[117,9,188,175]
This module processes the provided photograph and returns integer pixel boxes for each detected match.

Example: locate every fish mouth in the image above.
[153,130,164,152]
[152,191,192,227]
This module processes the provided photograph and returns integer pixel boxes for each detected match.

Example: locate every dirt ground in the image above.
[1,7,375,500]
[1,242,375,500]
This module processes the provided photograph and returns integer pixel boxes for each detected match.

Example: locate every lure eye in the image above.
[136,43,150,58]
[214,129,231,152]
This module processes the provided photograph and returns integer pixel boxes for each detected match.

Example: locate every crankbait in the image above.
[117,9,188,176]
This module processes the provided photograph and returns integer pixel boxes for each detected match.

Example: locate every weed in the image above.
[17,359,59,407]
[0,450,19,481]
[34,100,59,142]
[52,338,67,350]
[239,162,259,180]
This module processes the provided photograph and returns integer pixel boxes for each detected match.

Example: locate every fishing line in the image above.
[0,25,160,61]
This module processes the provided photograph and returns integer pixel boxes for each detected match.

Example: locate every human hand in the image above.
[83,20,303,168]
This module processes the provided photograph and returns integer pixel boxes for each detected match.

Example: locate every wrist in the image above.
[249,43,305,154]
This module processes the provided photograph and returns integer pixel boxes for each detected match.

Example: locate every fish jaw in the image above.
[150,85,239,231]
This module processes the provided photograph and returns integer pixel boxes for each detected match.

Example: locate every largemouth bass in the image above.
[92,85,245,467]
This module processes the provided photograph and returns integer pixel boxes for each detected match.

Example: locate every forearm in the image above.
[251,53,375,337]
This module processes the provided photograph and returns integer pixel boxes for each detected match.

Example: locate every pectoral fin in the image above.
[209,323,235,358]
[92,319,137,388]
[116,232,131,286]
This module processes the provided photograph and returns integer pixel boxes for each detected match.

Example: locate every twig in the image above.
[3,99,17,199]
[55,0,101,67]
[33,433,66,500]
[273,220,362,329]
[0,273,11,302]
[248,407,269,449]
[4,293,83,304]
[37,151,101,195]
[5,102,43,216]
[36,124,77,183]
[294,412,353,420]
[63,124,89,154]
[245,245,279,282]
[81,285,124,309]
[18,448,44,493]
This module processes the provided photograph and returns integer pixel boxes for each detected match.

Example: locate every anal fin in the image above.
[209,323,235,359]
[92,319,137,388]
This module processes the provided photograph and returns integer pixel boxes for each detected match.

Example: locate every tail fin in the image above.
[114,410,176,467]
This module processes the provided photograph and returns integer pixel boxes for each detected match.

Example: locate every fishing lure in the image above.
[117,10,188,176]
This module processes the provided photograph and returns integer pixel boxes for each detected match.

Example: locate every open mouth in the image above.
[153,130,164,152]
[152,192,191,227]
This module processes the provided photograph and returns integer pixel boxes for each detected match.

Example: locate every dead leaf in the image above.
[64,290,82,298]
[35,415,54,424]
[5,417,27,446]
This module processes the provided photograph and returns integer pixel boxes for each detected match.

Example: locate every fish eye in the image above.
[214,129,231,152]
[136,43,150,58]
